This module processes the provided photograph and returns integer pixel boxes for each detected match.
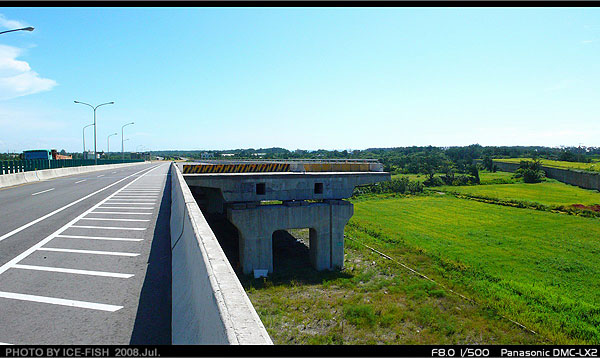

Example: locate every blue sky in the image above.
[0,7,598,153]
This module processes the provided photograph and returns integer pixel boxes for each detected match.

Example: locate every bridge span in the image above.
[0,159,389,344]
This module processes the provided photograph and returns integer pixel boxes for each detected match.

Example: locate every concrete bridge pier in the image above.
[227,200,353,275]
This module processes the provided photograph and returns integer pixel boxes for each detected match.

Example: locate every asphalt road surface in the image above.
[0,162,172,344]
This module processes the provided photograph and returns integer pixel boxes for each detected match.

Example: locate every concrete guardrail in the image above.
[0,161,147,189]
[170,162,273,345]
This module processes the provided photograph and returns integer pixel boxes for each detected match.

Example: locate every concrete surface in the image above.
[170,163,272,345]
[492,160,600,192]
[227,200,353,274]
[0,163,172,344]
[181,169,390,204]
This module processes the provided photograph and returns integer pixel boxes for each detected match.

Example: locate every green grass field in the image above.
[348,195,600,344]
[392,171,517,186]
[242,228,540,344]
[497,158,600,172]
[438,181,600,207]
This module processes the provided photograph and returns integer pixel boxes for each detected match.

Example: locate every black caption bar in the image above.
[1,345,600,358]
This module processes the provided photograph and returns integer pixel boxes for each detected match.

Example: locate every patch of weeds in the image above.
[343,304,377,327]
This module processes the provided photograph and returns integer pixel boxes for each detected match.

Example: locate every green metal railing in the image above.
[0,159,144,175]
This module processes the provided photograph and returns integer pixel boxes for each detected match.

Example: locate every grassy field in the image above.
[497,158,600,172]
[392,171,516,185]
[349,195,600,344]
[241,229,540,344]
[438,180,600,207]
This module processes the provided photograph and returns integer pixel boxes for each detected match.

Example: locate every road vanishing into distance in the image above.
[0,162,171,344]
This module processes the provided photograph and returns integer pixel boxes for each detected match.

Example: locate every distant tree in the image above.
[515,159,545,183]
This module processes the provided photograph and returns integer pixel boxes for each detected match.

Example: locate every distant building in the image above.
[201,152,214,159]
[83,151,100,160]
[221,153,235,157]
[252,153,266,157]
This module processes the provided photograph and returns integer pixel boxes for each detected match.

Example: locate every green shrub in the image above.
[353,177,424,196]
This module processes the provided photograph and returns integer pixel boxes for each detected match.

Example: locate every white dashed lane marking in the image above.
[31,188,55,196]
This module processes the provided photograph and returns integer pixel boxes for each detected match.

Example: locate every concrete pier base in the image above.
[227,200,353,274]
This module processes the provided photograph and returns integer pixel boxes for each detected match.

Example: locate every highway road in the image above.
[0,162,172,344]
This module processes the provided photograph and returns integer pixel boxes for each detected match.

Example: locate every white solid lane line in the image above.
[31,188,55,196]
[12,264,134,279]
[75,180,86,184]
[80,218,150,222]
[0,342,12,345]
[97,175,104,178]
[91,211,152,215]
[0,165,155,243]
[70,225,146,231]
[0,291,123,312]
[56,235,143,242]
[0,164,162,276]
[37,248,140,257]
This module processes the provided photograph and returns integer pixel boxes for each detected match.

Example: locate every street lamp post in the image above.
[0,27,34,35]
[107,133,117,158]
[74,101,114,165]
[82,123,94,154]
[121,122,134,162]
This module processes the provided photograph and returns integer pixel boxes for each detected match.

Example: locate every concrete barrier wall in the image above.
[0,161,147,189]
[170,163,273,345]
[492,160,600,191]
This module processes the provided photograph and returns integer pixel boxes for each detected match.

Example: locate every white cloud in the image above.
[0,45,57,100]
[582,40,595,44]
[0,14,25,29]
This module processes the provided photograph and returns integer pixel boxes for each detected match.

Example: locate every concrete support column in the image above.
[227,200,354,275]
[328,200,353,269]
[237,228,273,275]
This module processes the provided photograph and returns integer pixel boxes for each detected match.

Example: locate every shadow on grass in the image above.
[242,230,353,289]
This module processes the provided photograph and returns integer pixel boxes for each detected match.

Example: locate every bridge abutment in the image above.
[227,200,353,274]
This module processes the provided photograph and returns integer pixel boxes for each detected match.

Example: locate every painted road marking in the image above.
[75,180,86,184]
[56,235,143,242]
[70,225,146,231]
[80,218,150,222]
[0,291,123,312]
[31,188,55,196]
[114,194,158,200]
[91,211,152,215]
[12,264,134,279]
[99,206,154,209]
[112,172,117,174]
[100,203,155,206]
[0,164,162,276]
[37,248,140,257]
[0,165,155,243]
[109,200,157,202]
[97,175,104,178]
[0,342,12,345]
